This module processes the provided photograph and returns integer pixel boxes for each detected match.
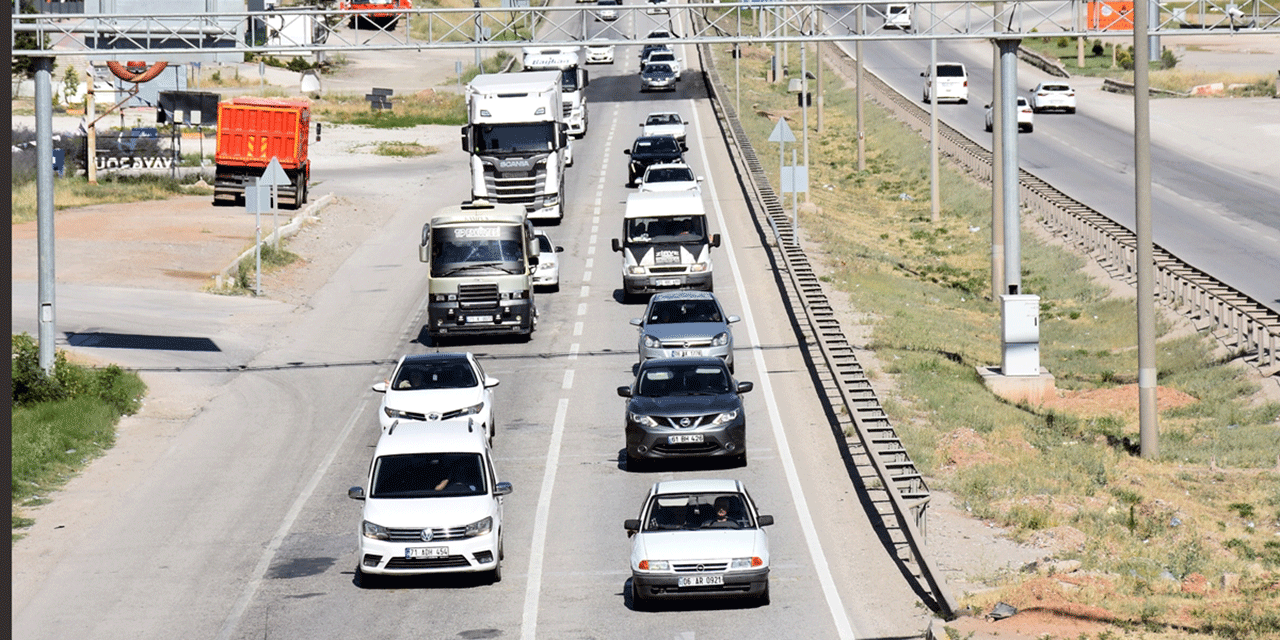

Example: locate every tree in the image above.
[12,0,50,80]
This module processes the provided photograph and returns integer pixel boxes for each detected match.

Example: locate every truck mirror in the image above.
[460,126,471,153]
[611,238,622,253]
[711,233,722,248]
[559,128,568,147]
[420,224,431,263]
[581,69,589,87]
[315,122,322,142]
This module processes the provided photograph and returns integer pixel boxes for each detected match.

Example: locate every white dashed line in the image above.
[568,343,580,360]
[562,369,574,389]
[574,321,584,336]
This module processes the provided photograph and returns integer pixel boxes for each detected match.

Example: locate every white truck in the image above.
[461,72,571,222]
[521,46,589,138]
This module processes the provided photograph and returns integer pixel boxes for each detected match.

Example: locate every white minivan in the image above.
[348,419,511,585]
[885,3,912,30]
[612,191,720,302]
[921,62,969,104]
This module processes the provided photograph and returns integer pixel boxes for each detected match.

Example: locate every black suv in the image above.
[617,357,754,469]
[624,135,684,187]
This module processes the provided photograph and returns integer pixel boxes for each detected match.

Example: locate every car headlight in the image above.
[637,559,670,571]
[362,521,390,540]
[642,334,661,348]
[712,331,729,347]
[383,407,416,420]
[731,557,764,569]
[628,265,647,275]
[464,516,493,537]
[442,402,484,420]
[689,262,709,273]
[538,262,553,271]
[710,409,739,426]
[629,411,659,428]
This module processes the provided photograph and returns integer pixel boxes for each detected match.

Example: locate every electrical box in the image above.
[1001,294,1041,376]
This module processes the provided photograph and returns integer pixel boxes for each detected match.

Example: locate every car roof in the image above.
[643,162,693,171]
[639,355,726,369]
[646,111,680,118]
[374,419,488,457]
[650,290,716,303]
[652,478,742,495]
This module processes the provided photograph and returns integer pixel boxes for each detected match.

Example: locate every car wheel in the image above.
[490,557,502,584]
[1025,124,1033,133]
[1068,107,1076,114]
[627,452,646,472]
[984,122,992,133]
[355,566,379,588]
[735,452,747,468]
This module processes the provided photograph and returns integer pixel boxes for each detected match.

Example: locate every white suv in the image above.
[348,419,511,585]
[373,352,499,443]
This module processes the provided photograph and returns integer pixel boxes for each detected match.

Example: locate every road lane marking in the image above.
[521,398,571,640]
[579,285,590,298]
[574,321,584,336]
[568,343,580,360]
[690,100,858,640]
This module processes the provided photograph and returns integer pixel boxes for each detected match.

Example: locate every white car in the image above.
[885,3,912,30]
[640,111,687,147]
[1029,81,1077,113]
[638,162,702,193]
[595,0,619,21]
[624,479,774,608]
[586,38,615,64]
[646,0,669,14]
[348,420,511,584]
[372,352,499,443]
[921,62,969,103]
[642,50,681,80]
[533,231,564,291]
[985,96,1035,133]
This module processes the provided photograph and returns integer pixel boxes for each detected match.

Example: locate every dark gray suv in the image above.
[618,357,753,469]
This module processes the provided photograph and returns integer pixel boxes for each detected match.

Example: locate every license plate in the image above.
[671,349,704,357]
[678,574,724,587]
[668,434,704,444]
[654,278,681,287]
[465,315,494,323]
[406,546,449,559]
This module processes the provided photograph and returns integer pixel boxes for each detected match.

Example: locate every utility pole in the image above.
[35,56,57,374]
[1134,0,1159,458]
[855,2,865,172]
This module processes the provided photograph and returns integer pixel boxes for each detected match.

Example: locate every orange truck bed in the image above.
[215,97,311,169]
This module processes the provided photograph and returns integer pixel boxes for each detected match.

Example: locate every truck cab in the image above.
[521,46,589,138]
[611,191,720,302]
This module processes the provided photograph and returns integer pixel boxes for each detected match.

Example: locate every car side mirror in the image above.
[485,376,500,389]
[984,104,991,109]
[624,518,640,537]
[372,381,388,393]
[630,318,643,327]
[737,381,754,394]
[919,71,927,77]
[617,386,633,398]
[494,481,513,496]
[757,514,773,527]
[623,148,631,155]
[711,233,722,248]
[728,315,741,324]
[612,238,623,253]
[348,486,366,500]
[555,246,565,253]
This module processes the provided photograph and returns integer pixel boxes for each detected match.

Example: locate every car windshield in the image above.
[636,364,732,396]
[625,215,706,243]
[391,358,478,390]
[643,64,673,75]
[647,299,723,324]
[472,122,557,154]
[649,53,675,62]
[644,167,694,183]
[643,493,752,531]
[371,452,486,498]
[646,114,680,126]
[632,137,681,155]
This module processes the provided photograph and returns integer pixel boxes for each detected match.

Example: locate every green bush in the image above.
[11,332,144,415]
[1091,39,1105,56]
[1160,47,1179,70]
[1117,49,1134,70]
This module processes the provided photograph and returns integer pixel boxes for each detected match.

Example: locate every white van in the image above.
[921,62,969,104]
[885,3,912,30]
[611,191,720,302]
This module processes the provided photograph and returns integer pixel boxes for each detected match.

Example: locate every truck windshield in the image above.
[559,68,580,93]
[431,225,526,276]
[473,123,557,154]
[625,216,707,243]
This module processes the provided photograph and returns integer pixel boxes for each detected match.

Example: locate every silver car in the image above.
[631,291,740,372]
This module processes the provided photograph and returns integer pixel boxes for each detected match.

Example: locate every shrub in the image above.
[11,333,143,414]
[1117,49,1134,70]
[1160,47,1179,70]
[1091,39,1105,56]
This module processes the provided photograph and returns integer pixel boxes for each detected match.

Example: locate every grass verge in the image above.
[10,174,212,225]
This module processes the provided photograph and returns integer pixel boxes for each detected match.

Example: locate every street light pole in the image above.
[474,0,482,70]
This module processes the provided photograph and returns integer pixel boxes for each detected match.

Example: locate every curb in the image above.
[212,193,336,289]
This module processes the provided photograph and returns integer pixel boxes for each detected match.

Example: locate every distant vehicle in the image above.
[639,43,671,63]
[885,3,912,30]
[1029,81,1077,113]
[372,352,500,442]
[214,97,313,209]
[586,38,615,64]
[533,231,564,292]
[640,63,677,92]
[647,0,670,13]
[642,50,682,80]
[640,111,687,146]
[617,357,754,467]
[624,479,773,607]
[624,135,685,186]
[638,162,702,194]
[921,62,969,104]
[645,29,674,40]
[596,0,620,21]
[985,96,1035,133]
[340,0,412,29]
[348,419,510,585]
[631,290,739,370]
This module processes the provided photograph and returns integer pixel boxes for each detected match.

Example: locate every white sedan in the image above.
[638,162,702,193]
[640,111,687,147]
[372,352,500,443]
[586,38,615,64]
[985,96,1035,133]
[1029,81,1077,113]
[533,230,563,291]
[625,479,774,609]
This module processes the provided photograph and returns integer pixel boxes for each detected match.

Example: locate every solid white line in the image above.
[216,393,373,640]
[691,100,858,640]
[520,397,570,640]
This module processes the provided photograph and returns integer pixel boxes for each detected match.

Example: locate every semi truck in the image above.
[520,46,589,138]
[214,96,312,209]
[420,201,541,339]
[461,72,570,223]
[340,0,412,29]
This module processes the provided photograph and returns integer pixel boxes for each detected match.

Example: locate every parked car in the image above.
[921,62,969,103]
[617,356,753,468]
[640,111,687,146]
[624,478,773,608]
[533,230,563,291]
[631,290,739,369]
[624,135,685,186]
[1029,81,1077,113]
[348,420,511,585]
[596,0,619,21]
[586,37,615,64]
[985,96,1035,133]
[640,63,677,92]
[372,352,499,443]
[638,162,702,194]
[885,3,912,30]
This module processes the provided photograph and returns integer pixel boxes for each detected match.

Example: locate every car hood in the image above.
[633,529,768,562]
[385,387,484,415]
[639,182,699,193]
[642,322,728,341]
[628,393,741,415]
[363,495,495,529]
[642,70,675,80]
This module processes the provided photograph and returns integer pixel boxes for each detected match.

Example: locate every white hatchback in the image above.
[586,38,615,64]
[373,352,499,443]
[624,479,773,608]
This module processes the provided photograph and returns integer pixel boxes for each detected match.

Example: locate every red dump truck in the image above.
[214,97,312,209]
[340,0,412,29]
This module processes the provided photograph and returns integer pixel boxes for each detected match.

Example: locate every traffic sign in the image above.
[768,118,796,143]
[259,156,290,187]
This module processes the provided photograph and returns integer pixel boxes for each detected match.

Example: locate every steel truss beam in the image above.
[12,0,1280,57]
